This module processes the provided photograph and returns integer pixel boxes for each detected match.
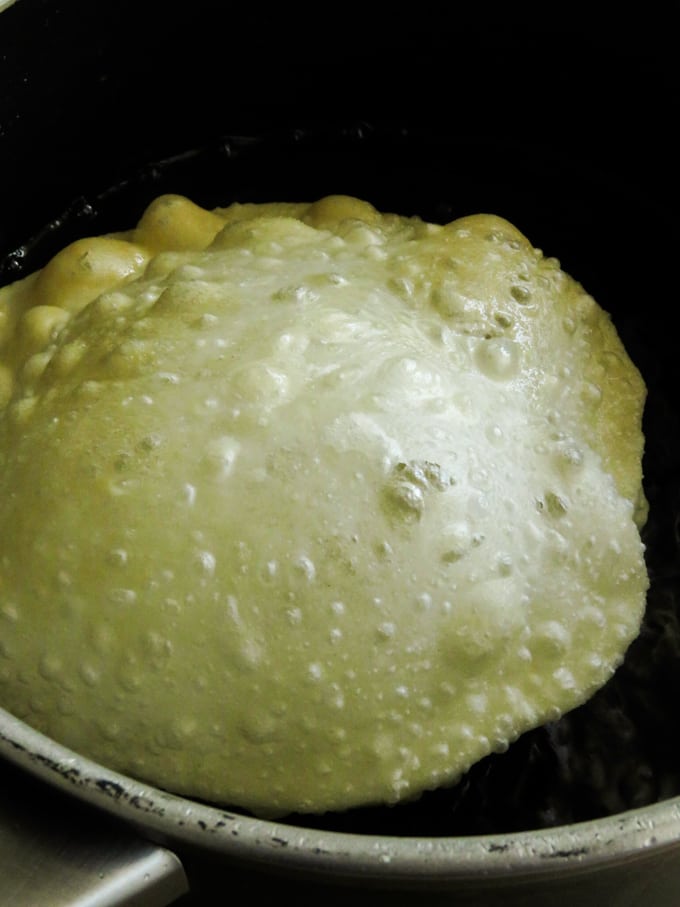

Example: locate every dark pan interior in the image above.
[1,1,679,838]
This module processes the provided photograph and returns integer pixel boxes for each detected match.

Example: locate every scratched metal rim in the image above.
[1,705,679,887]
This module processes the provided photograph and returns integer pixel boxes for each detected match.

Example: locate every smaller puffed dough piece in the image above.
[0,194,648,817]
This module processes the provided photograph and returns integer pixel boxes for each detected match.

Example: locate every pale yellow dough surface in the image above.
[0,194,648,816]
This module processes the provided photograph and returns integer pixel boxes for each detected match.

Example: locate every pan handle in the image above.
[0,756,189,906]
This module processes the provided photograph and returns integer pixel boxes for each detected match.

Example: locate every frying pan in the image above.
[1,2,679,903]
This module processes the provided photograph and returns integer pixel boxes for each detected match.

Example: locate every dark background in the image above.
[1,2,676,265]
